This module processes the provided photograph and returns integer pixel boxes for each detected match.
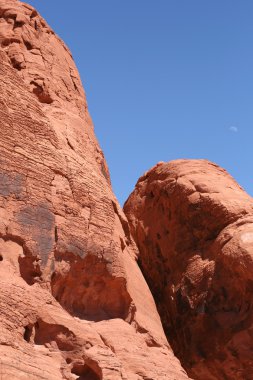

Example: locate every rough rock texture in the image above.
[0,1,190,379]
[124,159,253,380]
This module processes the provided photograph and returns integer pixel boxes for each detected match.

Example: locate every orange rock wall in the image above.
[0,1,190,379]
[125,159,253,380]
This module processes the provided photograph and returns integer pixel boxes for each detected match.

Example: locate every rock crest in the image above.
[0,1,189,379]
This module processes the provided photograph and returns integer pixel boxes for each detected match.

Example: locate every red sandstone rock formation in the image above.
[0,1,190,379]
[124,159,253,380]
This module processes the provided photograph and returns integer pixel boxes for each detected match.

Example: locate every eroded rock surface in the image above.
[124,159,253,380]
[0,1,190,379]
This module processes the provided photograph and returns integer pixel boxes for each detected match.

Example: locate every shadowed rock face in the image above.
[0,1,190,379]
[124,159,253,380]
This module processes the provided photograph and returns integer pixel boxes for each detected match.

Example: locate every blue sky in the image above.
[28,0,253,204]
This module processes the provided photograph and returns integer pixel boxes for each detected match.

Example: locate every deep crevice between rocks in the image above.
[112,200,131,246]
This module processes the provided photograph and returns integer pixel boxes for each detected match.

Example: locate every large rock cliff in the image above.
[0,1,190,379]
[124,159,253,380]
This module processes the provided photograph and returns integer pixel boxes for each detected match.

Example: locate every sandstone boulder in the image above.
[124,159,253,380]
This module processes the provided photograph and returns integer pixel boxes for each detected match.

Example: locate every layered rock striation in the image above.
[124,159,253,380]
[0,1,190,379]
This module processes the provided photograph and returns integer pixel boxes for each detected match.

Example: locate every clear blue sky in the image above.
[28,0,253,204]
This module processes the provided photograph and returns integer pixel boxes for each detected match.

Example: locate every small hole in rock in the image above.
[19,254,42,285]
[14,21,24,29]
[2,39,10,47]
[71,362,101,380]
[55,226,58,242]
[31,81,53,104]
[67,138,74,150]
[24,40,33,50]
[30,10,38,18]
[24,325,33,343]
[120,237,126,251]
[0,254,3,261]
[10,58,22,71]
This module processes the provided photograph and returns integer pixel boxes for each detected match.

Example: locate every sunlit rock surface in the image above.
[0,1,190,379]
[125,159,253,380]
